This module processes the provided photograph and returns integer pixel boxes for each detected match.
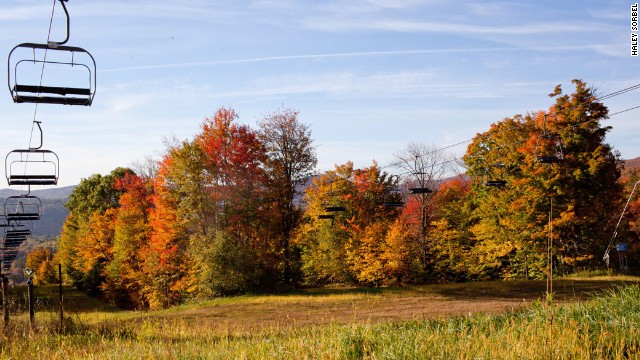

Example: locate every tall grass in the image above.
[0,285,639,359]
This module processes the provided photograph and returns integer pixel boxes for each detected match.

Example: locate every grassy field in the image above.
[0,276,638,359]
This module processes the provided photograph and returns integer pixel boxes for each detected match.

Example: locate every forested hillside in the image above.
[47,81,639,309]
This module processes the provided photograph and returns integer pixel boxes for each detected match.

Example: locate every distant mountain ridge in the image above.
[0,185,76,199]
[0,185,75,237]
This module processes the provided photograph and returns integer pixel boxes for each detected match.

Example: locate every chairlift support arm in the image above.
[49,0,71,47]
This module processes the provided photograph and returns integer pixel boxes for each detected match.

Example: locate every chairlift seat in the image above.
[13,94,93,106]
[318,214,334,220]
[4,234,26,241]
[13,84,92,105]
[485,180,507,187]
[3,241,24,248]
[5,236,28,243]
[4,233,27,240]
[5,213,40,221]
[7,175,58,186]
[4,195,41,221]
[383,202,404,207]
[325,206,346,212]
[536,156,562,164]
[5,229,31,236]
[409,187,432,194]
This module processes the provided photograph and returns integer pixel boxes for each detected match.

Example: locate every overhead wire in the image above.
[381,82,640,176]
[18,0,58,197]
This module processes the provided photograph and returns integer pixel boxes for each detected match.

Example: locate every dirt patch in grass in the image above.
[150,278,639,332]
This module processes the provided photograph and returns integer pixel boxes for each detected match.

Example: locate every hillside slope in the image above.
[623,156,640,178]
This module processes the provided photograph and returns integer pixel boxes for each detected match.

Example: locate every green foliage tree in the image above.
[188,231,262,297]
[58,168,132,293]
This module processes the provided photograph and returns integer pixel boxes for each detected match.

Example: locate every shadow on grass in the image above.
[4,284,121,315]
[291,278,640,303]
[422,278,640,302]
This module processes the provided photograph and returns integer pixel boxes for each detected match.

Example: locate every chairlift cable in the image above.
[597,83,640,101]
[603,180,640,263]
[30,0,58,132]
[609,104,640,116]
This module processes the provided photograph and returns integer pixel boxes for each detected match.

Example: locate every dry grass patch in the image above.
[143,277,640,332]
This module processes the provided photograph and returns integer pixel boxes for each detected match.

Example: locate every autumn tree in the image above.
[296,162,402,286]
[58,168,133,294]
[25,247,57,285]
[464,115,543,279]
[139,147,192,308]
[103,172,152,308]
[464,80,624,278]
[259,108,317,286]
[427,176,476,281]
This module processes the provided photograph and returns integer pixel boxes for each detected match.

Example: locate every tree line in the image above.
[42,80,637,309]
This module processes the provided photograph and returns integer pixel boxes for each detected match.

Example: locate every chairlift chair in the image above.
[5,149,59,186]
[483,163,507,187]
[5,122,59,187]
[535,133,565,164]
[383,189,404,207]
[8,43,96,106]
[7,0,96,106]
[534,115,565,164]
[4,195,41,222]
[383,176,405,207]
[2,250,17,272]
[3,226,30,250]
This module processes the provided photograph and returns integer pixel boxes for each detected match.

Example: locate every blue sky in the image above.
[1,0,639,187]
